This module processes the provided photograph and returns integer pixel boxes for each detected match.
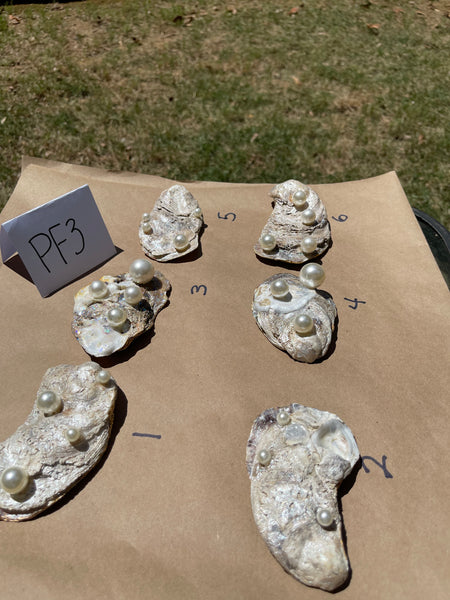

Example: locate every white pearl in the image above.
[1,466,29,495]
[129,259,154,284]
[257,449,272,466]
[106,307,127,328]
[174,233,190,251]
[301,236,317,254]
[37,391,62,416]
[123,285,143,305]
[260,233,276,252]
[89,280,109,299]
[65,427,82,444]
[142,212,151,222]
[277,410,291,426]
[270,278,290,299]
[96,369,111,385]
[292,189,308,209]
[293,314,315,335]
[316,508,334,528]
[142,221,153,235]
[302,208,316,225]
[299,263,325,289]
[192,207,202,218]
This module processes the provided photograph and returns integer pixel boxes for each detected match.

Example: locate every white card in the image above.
[0,185,116,296]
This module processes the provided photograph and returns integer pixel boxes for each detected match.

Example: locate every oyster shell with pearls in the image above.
[0,362,117,521]
[252,266,337,363]
[247,403,360,592]
[72,259,170,357]
[139,184,203,261]
[255,179,331,264]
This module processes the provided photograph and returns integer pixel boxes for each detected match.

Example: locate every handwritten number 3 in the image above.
[65,218,85,255]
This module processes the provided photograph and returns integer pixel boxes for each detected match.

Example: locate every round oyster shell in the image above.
[139,184,203,261]
[247,403,359,592]
[252,272,337,363]
[254,179,331,264]
[72,269,171,357]
[0,363,117,521]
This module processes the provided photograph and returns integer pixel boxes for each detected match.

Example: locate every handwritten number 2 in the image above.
[65,218,85,255]
[217,212,236,221]
[361,455,393,479]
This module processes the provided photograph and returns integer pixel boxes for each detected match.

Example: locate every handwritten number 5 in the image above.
[217,212,236,221]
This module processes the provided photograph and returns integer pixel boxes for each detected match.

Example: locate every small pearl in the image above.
[106,307,127,328]
[123,285,143,305]
[37,391,62,416]
[277,410,291,426]
[65,427,82,444]
[301,236,317,254]
[302,208,316,225]
[142,221,153,235]
[270,278,290,299]
[257,449,272,466]
[299,263,325,289]
[1,466,29,495]
[260,233,276,252]
[192,207,202,219]
[174,233,190,252]
[293,314,315,335]
[89,280,109,300]
[292,189,308,209]
[129,258,154,284]
[142,212,151,222]
[316,508,334,528]
[96,369,111,385]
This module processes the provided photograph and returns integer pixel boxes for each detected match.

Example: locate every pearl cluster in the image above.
[141,213,153,235]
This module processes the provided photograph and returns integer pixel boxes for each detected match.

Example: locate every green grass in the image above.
[0,0,449,227]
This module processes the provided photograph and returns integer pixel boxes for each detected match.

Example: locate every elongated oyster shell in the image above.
[72,268,170,357]
[0,363,117,521]
[255,179,331,263]
[247,404,359,591]
[139,184,203,261]
[252,272,336,363]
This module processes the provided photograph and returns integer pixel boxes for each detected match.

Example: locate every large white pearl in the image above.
[302,208,316,225]
[316,507,334,528]
[142,221,153,235]
[106,307,127,328]
[123,285,143,305]
[293,313,315,335]
[257,449,272,466]
[96,369,111,385]
[1,466,29,495]
[270,278,290,299]
[260,233,276,252]
[142,212,151,222]
[277,410,291,426]
[129,259,154,284]
[174,233,190,251]
[299,263,325,289]
[37,391,62,416]
[301,236,317,254]
[89,280,109,300]
[65,427,82,444]
[192,207,202,219]
[292,189,308,210]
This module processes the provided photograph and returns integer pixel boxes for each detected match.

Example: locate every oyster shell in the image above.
[252,272,337,363]
[0,363,117,521]
[72,263,170,357]
[254,179,331,264]
[247,403,359,592]
[139,184,203,261]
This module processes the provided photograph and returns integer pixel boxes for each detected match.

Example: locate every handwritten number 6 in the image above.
[217,212,236,221]
[331,214,348,223]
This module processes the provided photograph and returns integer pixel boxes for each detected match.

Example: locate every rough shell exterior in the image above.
[0,363,117,521]
[247,403,359,592]
[252,272,337,363]
[72,270,171,357]
[254,179,331,264]
[139,184,203,261]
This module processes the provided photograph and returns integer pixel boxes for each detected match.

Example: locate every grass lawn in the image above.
[0,0,449,227]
